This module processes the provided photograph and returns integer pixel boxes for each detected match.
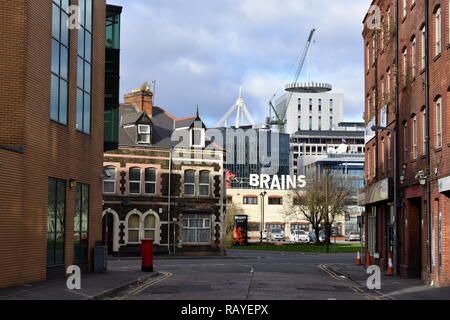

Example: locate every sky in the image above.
[110,0,370,127]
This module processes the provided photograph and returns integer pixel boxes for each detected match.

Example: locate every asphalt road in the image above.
[105,250,380,300]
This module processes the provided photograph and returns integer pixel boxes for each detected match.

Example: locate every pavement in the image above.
[1,249,449,300]
[327,263,450,300]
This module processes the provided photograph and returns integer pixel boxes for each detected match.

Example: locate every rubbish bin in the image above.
[93,244,107,273]
[141,239,154,272]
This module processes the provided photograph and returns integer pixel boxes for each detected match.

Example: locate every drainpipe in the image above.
[393,0,401,276]
[424,0,432,283]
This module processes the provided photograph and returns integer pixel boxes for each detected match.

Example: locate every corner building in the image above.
[361,0,449,286]
[0,0,106,288]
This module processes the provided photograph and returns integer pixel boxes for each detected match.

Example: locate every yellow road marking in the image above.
[112,272,173,300]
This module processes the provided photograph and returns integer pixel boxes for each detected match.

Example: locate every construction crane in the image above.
[267,28,316,132]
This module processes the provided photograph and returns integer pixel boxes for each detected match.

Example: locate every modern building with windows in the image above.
[304,153,365,236]
[0,1,113,288]
[290,122,365,175]
[361,0,449,286]
[102,86,226,256]
[274,82,345,135]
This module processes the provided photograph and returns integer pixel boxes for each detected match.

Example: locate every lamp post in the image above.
[371,125,399,275]
[260,191,267,243]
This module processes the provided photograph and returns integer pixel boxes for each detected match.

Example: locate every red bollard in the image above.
[141,239,154,272]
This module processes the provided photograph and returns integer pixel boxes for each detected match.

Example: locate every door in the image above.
[102,213,114,255]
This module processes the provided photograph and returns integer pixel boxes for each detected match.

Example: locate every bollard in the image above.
[141,239,154,272]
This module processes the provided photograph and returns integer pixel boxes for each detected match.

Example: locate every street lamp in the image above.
[260,191,267,243]
[371,125,400,275]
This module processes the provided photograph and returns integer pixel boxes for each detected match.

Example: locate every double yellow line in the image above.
[319,264,382,300]
[110,272,172,300]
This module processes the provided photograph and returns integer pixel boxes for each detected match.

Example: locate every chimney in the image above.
[124,85,154,116]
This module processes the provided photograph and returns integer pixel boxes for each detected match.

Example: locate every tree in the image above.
[282,180,324,245]
[322,171,352,252]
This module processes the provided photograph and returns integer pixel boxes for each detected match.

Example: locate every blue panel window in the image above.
[50,0,70,125]
[47,178,66,266]
[76,0,93,134]
[74,183,89,263]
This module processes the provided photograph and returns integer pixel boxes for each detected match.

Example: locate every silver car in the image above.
[269,228,285,241]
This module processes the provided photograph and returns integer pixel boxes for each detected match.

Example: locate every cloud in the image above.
[109,0,369,127]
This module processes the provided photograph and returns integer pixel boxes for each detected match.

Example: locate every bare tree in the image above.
[282,180,325,245]
[225,201,244,245]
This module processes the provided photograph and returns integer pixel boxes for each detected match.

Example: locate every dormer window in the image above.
[190,127,205,148]
[138,125,151,144]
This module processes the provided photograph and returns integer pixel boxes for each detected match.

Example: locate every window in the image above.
[403,0,407,18]
[309,99,313,112]
[411,37,416,78]
[74,183,89,263]
[243,196,258,205]
[291,224,309,231]
[404,123,409,162]
[435,7,442,55]
[329,117,333,130]
[436,97,443,148]
[268,197,283,205]
[183,215,211,243]
[381,77,385,104]
[318,99,322,112]
[372,37,376,63]
[266,224,285,231]
[145,168,156,195]
[381,138,385,173]
[367,149,371,177]
[402,47,408,85]
[47,178,66,266]
[184,170,195,195]
[144,214,156,239]
[76,0,93,134]
[199,171,210,196]
[138,125,151,144]
[129,167,141,194]
[421,25,426,70]
[373,145,376,177]
[293,197,303,206]
[127,214,140,243]
[387,133,392,170]
[309,116,313,130]
[366,43,370,71]
[412,115,418,159]
[387,69,391,95]
[51,0,70,125]
[191,128,204,147]
[103,166,116,194]
[318,116,322,130]
[422,109,427,155]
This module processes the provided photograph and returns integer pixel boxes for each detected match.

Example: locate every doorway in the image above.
[102,213,114,255]
[407,198,422,278]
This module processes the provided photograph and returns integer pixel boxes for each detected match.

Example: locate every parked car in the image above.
[262,230,268,240]
[290,230,310,243]
[346,232,361,242]
[269,228,285,241]
[308,230,326,243]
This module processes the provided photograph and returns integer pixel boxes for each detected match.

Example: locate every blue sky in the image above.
[110,0,370,127]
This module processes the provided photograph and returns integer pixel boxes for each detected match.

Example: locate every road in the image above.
[105,249,381,300]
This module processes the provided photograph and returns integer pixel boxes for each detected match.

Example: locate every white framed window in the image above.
[381,138,385,173]
[144,214,156,239]
[199,171,210,196]
[137,125,151,144]
[184,170,196,195]
[403,0,407,18]
[404,123,409,162]
[367,149,371,178]
[387,133,392,170]
[422,109,427,155]
[381,18,385,51]
[366,43,370,71]
[436,97,443,148]
[387,68,391,95]
[435,7,442,55]
[127,214,140,244]
[182,215,211,243]
[145,168,156,195]
[373,145,376,177]
[372,37,376,63]
[381,77,385,104]
[129,167,141,194]
[402,47,408,85]
[421,25,426,70]
[190,128,205,148]
[103,166,116,194]
[411,37,416,78]
[412,115,418,159]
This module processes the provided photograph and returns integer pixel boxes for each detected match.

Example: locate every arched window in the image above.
[128,214,140,243]
[145,168,156,195]
[129,167,141,194]
[184,170,195,195]
[435,6,442,55]
[103,166,116,194]
[144,215,156,239]
[199,171,210,196]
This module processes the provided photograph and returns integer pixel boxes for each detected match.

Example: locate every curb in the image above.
[87,272,160,300]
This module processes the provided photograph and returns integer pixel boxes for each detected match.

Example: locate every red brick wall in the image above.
[0,0,106,288]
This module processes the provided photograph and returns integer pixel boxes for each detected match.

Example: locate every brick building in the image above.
[102,87,226,256]
[0,0,109,288]
[361,0,449,286]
